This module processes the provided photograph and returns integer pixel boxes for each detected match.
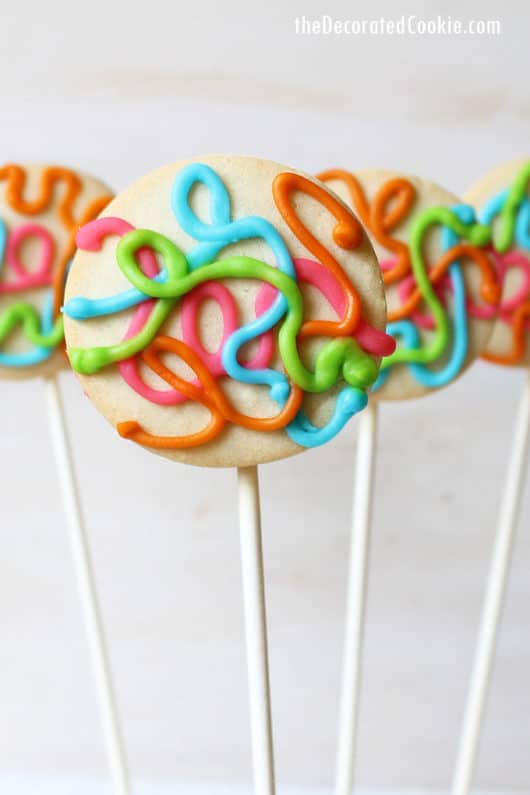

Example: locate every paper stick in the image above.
[335,401,379,795]
[452,371,530,795]
[45,375,130,795]
[237,465,276,795]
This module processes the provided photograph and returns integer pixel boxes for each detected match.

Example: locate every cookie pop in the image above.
[63,154,394,792]
[0,164,129,794]
[317,168,500,795]
[452,159,530,795]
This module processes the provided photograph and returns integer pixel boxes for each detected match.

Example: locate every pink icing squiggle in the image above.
[0,223,55,293]
[76,218,181,405]
[120,281,276,405]
[491,249,530,326]
[379,257,395,273]
[388,245,529,331]
[76,217,135,250]
[120,254,394,404]
[288,257,395,356]
[182,282,275,373]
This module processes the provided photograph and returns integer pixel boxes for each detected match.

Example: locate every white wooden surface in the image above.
[0,0,528,791]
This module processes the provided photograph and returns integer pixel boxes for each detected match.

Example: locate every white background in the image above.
[0,0,528,792]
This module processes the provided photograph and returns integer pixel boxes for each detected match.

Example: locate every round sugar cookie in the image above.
[318,169,500,401]
[63,154,393,468]
[0,163,113,380]
[464,158,530,367]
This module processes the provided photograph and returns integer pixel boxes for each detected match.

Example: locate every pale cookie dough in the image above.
[318,168,500,401]
[465,158,530,367]
[64,154,392,468]
[0,163,113,380]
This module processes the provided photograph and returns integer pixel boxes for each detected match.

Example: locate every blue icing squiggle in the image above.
[64,271,168,319]
[0,219,7,272]
[285,387,367,447]
[479,188,530,251]
[171,163,296,401]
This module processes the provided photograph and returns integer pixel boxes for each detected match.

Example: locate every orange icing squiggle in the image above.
[272,172,364,339]
[118,334,304,448]
[482,301,530,366]
[317,170,415,285]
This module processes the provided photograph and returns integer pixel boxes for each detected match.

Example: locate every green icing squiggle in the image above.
[0,303,63,350]
[68,229,378,393]
[382,207,491,369]
[495,162,530,253]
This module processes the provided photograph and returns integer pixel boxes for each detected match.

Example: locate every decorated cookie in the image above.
[63,155,394,468]
[464,159,530,367]
[0,163,113,379]
[318,169,500,401]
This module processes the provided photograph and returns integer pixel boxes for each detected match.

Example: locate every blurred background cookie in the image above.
[0,164,112,380]
[319,169,500,401]
[465,159,530,367]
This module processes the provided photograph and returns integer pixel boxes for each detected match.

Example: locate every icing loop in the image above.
[272,172,363,338]
[317,170,415,285]
[1,223,55,293]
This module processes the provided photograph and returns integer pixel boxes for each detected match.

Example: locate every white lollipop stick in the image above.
[45,375,130,795]
[237,465,276,795]
[335,400,379,795]
[452,370,530,795]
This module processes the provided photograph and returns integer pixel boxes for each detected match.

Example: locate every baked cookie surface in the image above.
[64,155,392,467]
